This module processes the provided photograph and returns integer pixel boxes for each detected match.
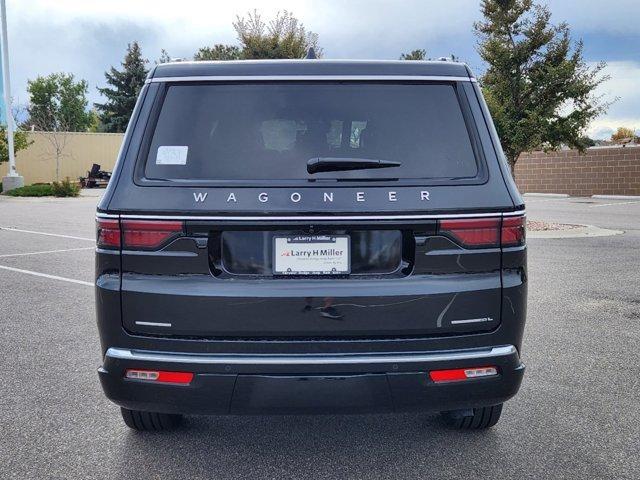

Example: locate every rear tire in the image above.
[441,404,503,430]
[120,407,183,431]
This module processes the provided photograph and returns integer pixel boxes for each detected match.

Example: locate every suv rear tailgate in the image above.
[120,217,503,338]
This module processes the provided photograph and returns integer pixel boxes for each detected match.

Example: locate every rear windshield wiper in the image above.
[307,157,402,174]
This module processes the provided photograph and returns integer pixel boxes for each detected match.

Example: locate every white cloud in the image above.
[586,61,640,139]
[4,0,639,137]
[547,0,640,35]
[6,0,483,106]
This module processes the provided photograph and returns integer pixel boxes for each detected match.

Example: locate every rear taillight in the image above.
[438,218,501,248]
[438,215,526,248]
[121,220,184,250]
[429,366,498,383]
[96,218,121,249]
[96,218,184,250]
[501,215,526,247]
[125,369,194,385]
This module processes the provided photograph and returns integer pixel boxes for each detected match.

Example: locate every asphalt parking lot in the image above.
[1,193,639,480]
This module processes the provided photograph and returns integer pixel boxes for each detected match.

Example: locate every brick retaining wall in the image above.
[514,146,640,196]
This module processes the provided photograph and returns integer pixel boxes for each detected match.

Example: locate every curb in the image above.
[591,195,640,200]
[528,225,624,239]
[523,193,569,198]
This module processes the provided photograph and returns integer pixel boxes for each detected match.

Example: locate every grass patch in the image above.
[4,183,54,197]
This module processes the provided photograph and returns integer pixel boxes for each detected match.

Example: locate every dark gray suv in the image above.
[96,59,526,431]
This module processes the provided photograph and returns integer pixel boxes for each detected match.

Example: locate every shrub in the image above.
[51,178,80,197]
[2,178,80,197]
[4,183,54,197]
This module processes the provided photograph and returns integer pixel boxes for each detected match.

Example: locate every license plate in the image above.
[273,235,350,275]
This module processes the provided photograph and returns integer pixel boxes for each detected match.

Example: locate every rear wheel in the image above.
[441,404,503,430]
[120,407,183,431]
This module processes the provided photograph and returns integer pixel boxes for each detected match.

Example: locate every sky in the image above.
[4,0,640,139]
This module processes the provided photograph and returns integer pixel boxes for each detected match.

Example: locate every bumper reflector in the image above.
[429,366,498,383]
[125,369,194,385]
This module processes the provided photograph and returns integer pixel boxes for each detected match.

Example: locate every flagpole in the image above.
[1,0,23,191]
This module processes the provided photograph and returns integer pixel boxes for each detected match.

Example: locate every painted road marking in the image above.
[0,265,93,287]
[0,227,94,242]
[589,201,640,208]
[0,247,94,258]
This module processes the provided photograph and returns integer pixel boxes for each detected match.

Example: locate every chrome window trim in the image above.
[147,75,477,84]
[109,210,525,222]
[96,212,119,219]
[106,345,516,366]
[502,210,526,217]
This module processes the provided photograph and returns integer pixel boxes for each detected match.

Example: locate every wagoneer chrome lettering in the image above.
[96,59,526,432]
[190,189,433,205]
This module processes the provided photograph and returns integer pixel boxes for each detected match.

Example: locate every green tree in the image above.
[26,73,91,132]
[194,44,241,61]
[579,136,596,147]
[400,49,427,60]
[87,109,102,132]
[0,126,32,164]
[96,41,149,133]
[475,0,609,173]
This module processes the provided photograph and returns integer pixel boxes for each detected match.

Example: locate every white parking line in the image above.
[0,265,93,286]
[0,247,94,258]
[0,227,94,242]
[589,201,640,208]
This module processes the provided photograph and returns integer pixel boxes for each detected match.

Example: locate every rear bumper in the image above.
[99,345,525,415]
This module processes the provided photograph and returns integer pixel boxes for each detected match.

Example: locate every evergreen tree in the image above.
[194,44,241,61]
[475,0,609,172]
[157,49,172,64]
[400,49,426,60]
[96,41,149,133]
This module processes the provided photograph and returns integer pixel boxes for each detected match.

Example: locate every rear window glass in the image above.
[144,83,478,182]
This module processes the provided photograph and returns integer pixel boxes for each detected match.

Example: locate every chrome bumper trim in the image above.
[105,345,517,366]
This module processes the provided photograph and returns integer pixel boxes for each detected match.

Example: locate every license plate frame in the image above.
[273,235,351,276]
